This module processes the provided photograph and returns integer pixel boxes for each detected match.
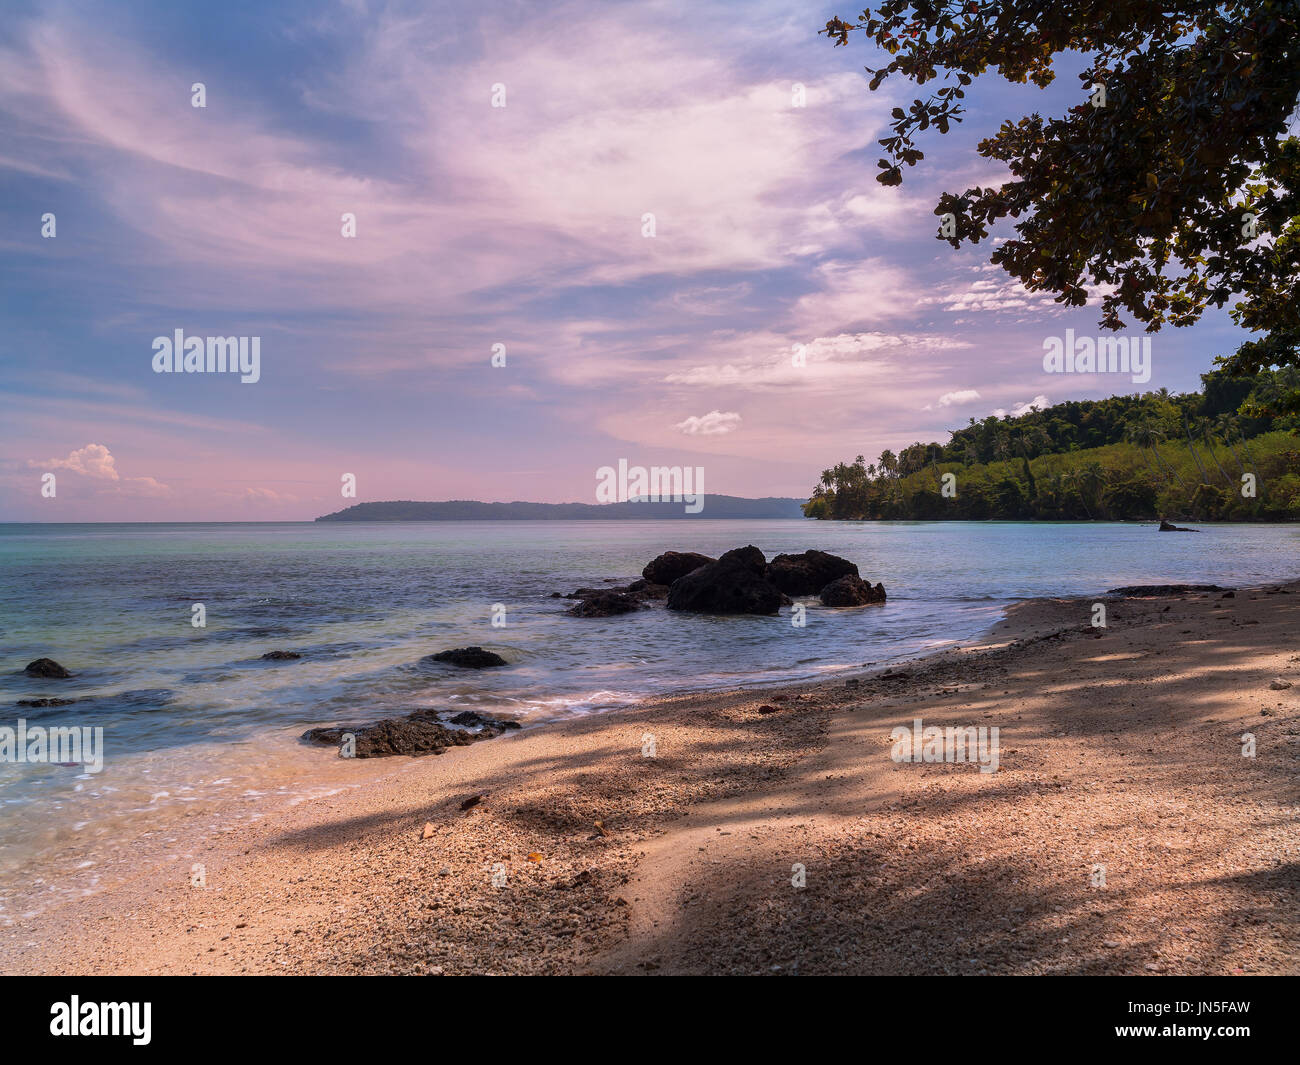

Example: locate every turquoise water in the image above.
[0,518,1297,902]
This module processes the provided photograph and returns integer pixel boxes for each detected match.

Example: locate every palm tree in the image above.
[1196,417,1235,485]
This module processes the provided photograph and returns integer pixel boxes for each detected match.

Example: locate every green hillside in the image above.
[805,369,1300,522]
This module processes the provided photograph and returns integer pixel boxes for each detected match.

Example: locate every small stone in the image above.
[421,822,435,840]
[1269,678,1292,690]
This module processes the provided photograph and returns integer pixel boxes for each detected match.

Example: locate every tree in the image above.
[822,2,1300,372]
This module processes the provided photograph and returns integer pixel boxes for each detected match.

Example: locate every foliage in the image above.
[804,369,1300,520]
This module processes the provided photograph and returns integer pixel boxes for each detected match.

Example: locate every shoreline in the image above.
[4,580,1298,974]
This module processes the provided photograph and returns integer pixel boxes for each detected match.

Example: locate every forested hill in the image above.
[806,369,1300,522]
[317,496,807,521]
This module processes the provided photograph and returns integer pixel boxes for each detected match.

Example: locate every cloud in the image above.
[32,443,169,495]
[39,442,119,479]
[675,410,742,436]
[935,389,982,408]
[991,395,1051,418]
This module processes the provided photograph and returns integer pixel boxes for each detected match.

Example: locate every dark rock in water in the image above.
[426,646,508,668]
[820,575,887,607]
[567,591,640,617]
[24,658,71,679]
[624,578,671,601]
[261,650,302,661]
[767,550,859,596]
[302,708,518,758]
[446,710,522,731]
[550,592,562,598]
[642,551,715,585]
[16,697,78,707]
[667,556,782,615]
[1107,584,1225,596]
[1158,519,1198,532]
[718,544,767,575]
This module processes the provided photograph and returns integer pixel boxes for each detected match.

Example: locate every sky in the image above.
[0,0,1257,521]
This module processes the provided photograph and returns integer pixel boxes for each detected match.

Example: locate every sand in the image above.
[3,582,1298,975]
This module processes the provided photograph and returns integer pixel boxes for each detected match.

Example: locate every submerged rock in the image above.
[24,658,71,679]
[1107,584,1224,596]
[819,574,887,607]
[567,591,640,617]
[261,650,302,661]
[16,697,79,707]
[641,551,715,585]
[426,646,508,669]
[1158,520,1198,532]
[766,550,859,596]
[302,708,519,758]
[666,556,782,615]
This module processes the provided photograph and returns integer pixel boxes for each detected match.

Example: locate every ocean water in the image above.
[1,519,1297,907]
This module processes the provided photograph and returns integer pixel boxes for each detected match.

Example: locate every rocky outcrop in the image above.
[666,553,782,615]
[766,550,859,596]
[425,646,508,668]
[1158,520,1198,532]
[718,544,767,575]
[819,574,887,607]
[302,708,520,758]
[567,591,640,617]
[642,551,715,585]
[262,650,302,661]
[24,658,71,679]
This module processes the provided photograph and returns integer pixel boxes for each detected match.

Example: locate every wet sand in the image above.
[3,582,1298,975]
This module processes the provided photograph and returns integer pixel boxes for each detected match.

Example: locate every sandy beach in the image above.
[4,581,1298,976]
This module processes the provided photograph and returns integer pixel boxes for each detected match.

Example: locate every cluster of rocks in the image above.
[563,546,886,617]
[302,708,520,758]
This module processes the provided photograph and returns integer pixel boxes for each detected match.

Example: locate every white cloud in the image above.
[675,410,742,436]
[991,395,1051,418]
[33,443,169,495]
[936,389,982,408]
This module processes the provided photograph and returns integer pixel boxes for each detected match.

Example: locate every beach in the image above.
[4,580,1297,976]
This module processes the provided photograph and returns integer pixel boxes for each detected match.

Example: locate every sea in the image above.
[1,518,1297,915]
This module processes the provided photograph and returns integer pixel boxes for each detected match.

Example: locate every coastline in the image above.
[4,581,1298,975]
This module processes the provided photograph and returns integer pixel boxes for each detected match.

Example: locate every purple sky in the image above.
[0,0,1255,521]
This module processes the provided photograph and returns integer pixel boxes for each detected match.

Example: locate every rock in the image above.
[1158,519,1198,532]
[666,556,782,615]
[16,697,78,707]
[641,551,715,585]
[1107,584,1224,596]
[460,794,484,811]
[624,578,671,601]
[567,591,640,617]
[302,709,516,758]
[1220,591,1235,599]
[421,823,436,840]
[766,550,859,596]
[1269,678,1293,690]
[717,544,767,575]
[757,704,780,714]
[425,646,507,668]
[24,658,71,679]
[261,650,301,660]
[820,574,887,607]
[446,710,521,731]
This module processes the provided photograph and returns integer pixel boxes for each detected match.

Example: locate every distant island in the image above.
[316,495,808,521]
